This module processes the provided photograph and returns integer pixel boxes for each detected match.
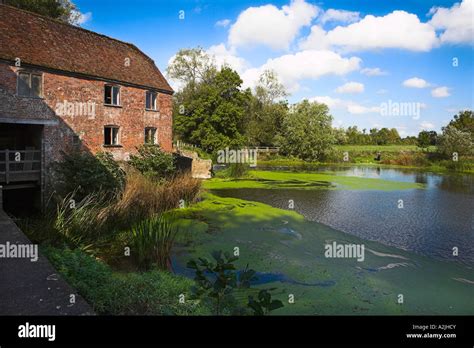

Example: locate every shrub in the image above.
[54,151,125,200]
[381,152,430,166]
[228,163,249,178]
[129,214,178,271]
[43,247,209,315]
[129,145,175,181]
[187,250,257,315]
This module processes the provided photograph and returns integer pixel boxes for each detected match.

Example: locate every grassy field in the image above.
[173,193,474,315]
[207,170,424,191]
[335,145,437,153]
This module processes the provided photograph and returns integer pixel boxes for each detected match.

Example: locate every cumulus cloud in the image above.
[229,0,319,50]
[215,19,231,27]
[403,77,430,88]
[240,50,361,92]
[320,9,360,24]
[309,96,379,115]
[335,81,364,94]
[429,0,474,44]
[431,86,451,98]
[206,44,248,73]
[300,11,439,52]
[360,67,387,76]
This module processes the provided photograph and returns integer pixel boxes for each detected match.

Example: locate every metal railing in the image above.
[0,149,41,184]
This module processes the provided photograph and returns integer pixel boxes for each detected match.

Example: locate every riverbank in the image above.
[253,145,474,174]
[173,192,474,315]
[208,169,425,190]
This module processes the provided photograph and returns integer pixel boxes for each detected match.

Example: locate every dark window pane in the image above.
[18,72,30,96]
[104,127,111,145]
[145,91,151,109]
[151,92,156,110]
[112,87,120,105]
[104,85,112,104]
[31,74,42,97]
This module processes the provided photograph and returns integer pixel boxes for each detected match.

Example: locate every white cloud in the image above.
[335,81,364,94]
[215,19,231,27]
[206,44,248,74]
[429,0,474,44]
[298,25,328,50]
[419,121,435,130]
[320,9,360,24]
[241,50,361,92]
[309,95,379,114]
[301,11,438,52]
[229,0,319,50]
[76,11,92,25]
[360,67,387,76]
[403,77,430,88]
[431,86,451,98]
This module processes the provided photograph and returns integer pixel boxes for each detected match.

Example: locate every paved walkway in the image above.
[0,210,93,315]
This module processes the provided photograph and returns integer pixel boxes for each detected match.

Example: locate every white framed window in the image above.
[104,125,120,146]
[144,127,157,145]
[17,71,42,97]
[104,85,120,106]
[145,91,157,110]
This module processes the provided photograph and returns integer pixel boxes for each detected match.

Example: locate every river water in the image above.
[212,166,474,266]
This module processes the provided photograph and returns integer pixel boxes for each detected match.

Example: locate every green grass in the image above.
[206,170,424,191]
[43,246,210,315]
[335,145,437,153]
[173,193,474,315]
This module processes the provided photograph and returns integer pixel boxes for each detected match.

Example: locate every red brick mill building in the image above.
[0,4,174,209]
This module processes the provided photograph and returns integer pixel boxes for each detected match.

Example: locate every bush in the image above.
[228,163,249,178]
[129,214,178,271]
[129,145,175,181]
[54,151,125,200]
[43,247,209,315]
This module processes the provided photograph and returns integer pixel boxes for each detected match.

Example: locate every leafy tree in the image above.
[246,70,289,146]
[5,0,83,25]
[173,67,250,153]
[417,130,437,151]
[278,100,336,161]
[166,47,217,89]
[437,125,473,158]
[445,110,474,136]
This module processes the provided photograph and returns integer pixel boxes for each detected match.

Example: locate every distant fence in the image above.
[173,141,280,154]
[0,149,41,184]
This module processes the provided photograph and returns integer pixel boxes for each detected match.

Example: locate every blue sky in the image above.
[75,0,473,136]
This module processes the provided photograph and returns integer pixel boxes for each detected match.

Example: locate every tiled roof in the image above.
[0,4,173,93]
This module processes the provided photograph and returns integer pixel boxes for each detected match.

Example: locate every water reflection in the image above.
[213,166,474,265]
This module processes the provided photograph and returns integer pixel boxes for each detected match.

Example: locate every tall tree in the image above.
[173,67,250,153]
[246,70,289,146]
[445,110,474,137]
[167,47,217,90]
[279,100,336,161]
[4,0,82,25]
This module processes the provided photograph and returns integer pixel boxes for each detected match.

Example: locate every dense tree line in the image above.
[168,48,473,161]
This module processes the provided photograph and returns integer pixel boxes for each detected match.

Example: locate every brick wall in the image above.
[0,62,173,200]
